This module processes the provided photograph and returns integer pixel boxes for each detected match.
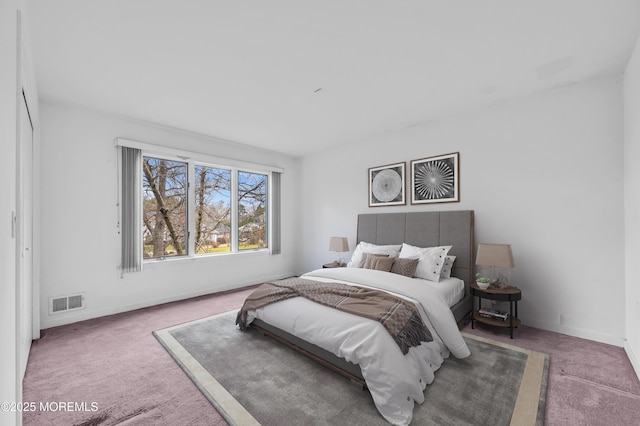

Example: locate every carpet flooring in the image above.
[154,311,548,425]
[22,285,640,425]
[467,322,640,425]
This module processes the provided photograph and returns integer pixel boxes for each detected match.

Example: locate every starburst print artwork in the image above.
[411,153,459,204]
[414,160,454,199]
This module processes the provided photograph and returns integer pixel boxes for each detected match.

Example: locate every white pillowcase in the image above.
[347,242,402,268]
[440,255,457,279]
[399,243,452,282]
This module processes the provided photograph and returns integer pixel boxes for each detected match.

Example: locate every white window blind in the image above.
[271,171,281,255]
[120,146,142,273]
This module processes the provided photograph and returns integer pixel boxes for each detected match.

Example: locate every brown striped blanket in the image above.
[236,277,432,354]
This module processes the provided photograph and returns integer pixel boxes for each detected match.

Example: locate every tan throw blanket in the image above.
[236,277,432,355]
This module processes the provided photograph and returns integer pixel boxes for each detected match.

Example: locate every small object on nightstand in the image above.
[475,273,491,289]
[470,282,521,338]
[323,262,345,268]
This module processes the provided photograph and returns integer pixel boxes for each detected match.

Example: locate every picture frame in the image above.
[368,162,406,207]
[411,152,459,204]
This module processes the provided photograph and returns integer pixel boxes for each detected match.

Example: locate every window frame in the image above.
[192,162,233,255]
[237,170,268,252]
[142,155,189,260]
[116,138,283,265]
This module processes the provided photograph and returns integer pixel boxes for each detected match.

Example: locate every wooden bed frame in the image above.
[251,210,475,388]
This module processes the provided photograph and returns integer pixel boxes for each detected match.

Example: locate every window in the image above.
[194,165,231,254]
[142,157,188,259]
[238,172,267,250]
[117,138,282,270]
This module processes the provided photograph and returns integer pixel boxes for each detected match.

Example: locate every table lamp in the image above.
[475,243,514,288]
[329,237,349,266]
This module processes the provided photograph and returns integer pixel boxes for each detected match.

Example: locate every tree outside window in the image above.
[194,165,231,254]
[238,172,267,250]
[142,157,187,259]
[141,156,269,258]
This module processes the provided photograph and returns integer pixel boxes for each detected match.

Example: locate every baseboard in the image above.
[624,342,640,381]
[523,318,625,347]
[39,272,294,329]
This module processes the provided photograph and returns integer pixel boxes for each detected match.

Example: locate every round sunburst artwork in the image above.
[412,153,459,203]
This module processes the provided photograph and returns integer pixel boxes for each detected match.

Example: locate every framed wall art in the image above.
[368,162,406,207]
[411,152,459,204]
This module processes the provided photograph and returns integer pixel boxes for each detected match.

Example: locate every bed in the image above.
[238,210,474,425]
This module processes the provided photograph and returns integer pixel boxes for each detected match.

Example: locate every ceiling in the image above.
[26,0,640,157]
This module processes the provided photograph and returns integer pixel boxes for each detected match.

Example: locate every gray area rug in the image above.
[154,311,548,425]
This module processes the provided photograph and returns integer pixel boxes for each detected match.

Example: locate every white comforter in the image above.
[245,267,471,425]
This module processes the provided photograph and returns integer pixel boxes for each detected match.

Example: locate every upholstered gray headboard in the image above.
[356,210,475,291]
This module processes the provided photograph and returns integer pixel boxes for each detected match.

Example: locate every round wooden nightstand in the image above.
[322,262,345,268]
[471,282,522,338]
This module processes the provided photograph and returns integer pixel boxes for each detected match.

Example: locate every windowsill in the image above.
[142,249,271,266]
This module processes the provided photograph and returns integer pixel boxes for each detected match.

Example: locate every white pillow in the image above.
[347,242,402,268]
[440,255,457,279]
[399,243,452,282]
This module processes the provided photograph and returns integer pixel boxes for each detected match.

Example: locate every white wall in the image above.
[38,101,300,328]
[624,35,640,377]
[299,74,625,346]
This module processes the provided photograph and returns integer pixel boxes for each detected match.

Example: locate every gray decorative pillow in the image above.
[362,253,390,269]
[366,256,395,272]
[390,258,419,277]
[347,242,402,268]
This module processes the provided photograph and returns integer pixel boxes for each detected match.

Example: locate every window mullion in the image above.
[230,169,239,253]
[187,161,195,256]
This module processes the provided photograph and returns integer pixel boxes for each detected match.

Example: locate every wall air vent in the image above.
[49,293,85,314]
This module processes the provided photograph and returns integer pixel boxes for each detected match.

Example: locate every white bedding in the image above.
[244,267,471,425]
[424,276,465,308]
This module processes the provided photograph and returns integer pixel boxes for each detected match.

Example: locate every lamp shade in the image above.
[475,243,514,268]
[329,237,349,252]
